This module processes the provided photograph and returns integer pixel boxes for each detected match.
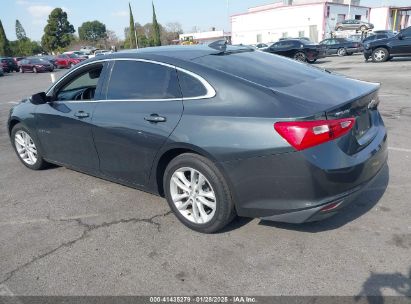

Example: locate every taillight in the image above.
[274,118,355,151]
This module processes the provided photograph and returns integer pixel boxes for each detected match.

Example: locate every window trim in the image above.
[47,58,216,102]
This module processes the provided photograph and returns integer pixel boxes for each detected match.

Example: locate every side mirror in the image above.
[30,92,49,105]
[398,33,404,40]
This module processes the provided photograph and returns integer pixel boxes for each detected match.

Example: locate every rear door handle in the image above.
[74,111,90,118]
[144,114,167,123]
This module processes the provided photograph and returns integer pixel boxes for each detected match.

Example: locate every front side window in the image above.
[55,64,103,101]
[106,60,182,100]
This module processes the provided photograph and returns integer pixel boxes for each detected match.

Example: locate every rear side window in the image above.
[177,71,207,98]
[107,60,182,100]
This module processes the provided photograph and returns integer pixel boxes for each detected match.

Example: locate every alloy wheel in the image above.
[14,130,38,165]
[337,48,346,56]
[294,52,306,62]
[373,50,386,62]
[170,167,216,224]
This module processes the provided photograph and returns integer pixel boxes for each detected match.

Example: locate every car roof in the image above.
[85,44,252,63]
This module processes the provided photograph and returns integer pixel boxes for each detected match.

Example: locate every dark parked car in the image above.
[36,55,58,68]
[319,38,363,56]
[0,57,19,72]
[8,45,387,233]
[335,19,374,32]
[19,58,54,73]
[264,39,326,63]
[364,26,411,62]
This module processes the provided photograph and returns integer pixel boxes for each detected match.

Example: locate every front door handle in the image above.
[144,114,167,123]
[74,111,90,118]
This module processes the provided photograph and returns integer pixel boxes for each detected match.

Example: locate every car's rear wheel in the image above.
[11,123,48,170]
[372,48,389,63]
[337,48,346,56]
[307,58,317,63]
[360,25,367,32]
[70,63,74,68]
[32,67,38,73]
[164,153,236,233]
[294,52,306,62]
[19,67,24,73]
[337,26,343,31]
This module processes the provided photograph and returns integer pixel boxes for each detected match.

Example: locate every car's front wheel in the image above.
[164,153,236,233]
[372,47,389,63]
[11,123,48,170]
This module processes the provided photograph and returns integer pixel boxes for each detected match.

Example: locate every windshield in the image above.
[69,54,79,58]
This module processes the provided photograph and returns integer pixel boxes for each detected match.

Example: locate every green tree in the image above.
[41,8,75,53]
[128,3,137,49]
[151,2,161,46]
[15,20,27,41]
[10,39,43,56]
[78,20,107,42]
[0,19,11,56]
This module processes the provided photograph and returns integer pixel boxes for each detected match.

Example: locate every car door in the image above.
[391,27,411,55]
[34,62,108,172]
[92,59,184,187]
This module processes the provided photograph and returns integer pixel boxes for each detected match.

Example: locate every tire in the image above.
[337,48,346,56]
[33,67,38,73]
[164,153,236,233]
[372,47,389,63]
[20,67,24,73]
[307,58,317,63]
[70,63,74,68]
[11,123,48,170]
[294,52,306,62]
[360,25,367,32]
[346,52,353,56]
[337,27,343,31]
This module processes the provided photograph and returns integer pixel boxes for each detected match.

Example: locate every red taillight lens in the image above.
[274,118,355,151]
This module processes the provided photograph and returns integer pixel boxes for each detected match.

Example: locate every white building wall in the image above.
[369,7,389,31]
[231,3,325,45]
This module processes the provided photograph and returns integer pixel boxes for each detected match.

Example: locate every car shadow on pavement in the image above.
[354,267,411,304]
[258,164,389,233]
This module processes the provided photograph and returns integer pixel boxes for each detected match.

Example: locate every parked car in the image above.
[7,44,387,233]
[254,43,268,49]
[36,55,58,68]
[335,19,374,32]
[319,38,363,56]
[19,58,54,73]
[64,51,89,60]
[55,54,82,69]
[13,57,25,65]
[264,39,326,63]
[364,26,411,62]
[362,32,395,44]
[0,57,19,72]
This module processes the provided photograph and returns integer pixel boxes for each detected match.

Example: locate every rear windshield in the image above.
[192,50,327,88]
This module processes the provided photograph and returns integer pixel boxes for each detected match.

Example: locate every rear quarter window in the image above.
[177,71,207,98]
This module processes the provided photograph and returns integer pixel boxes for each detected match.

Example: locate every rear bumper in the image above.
[220,120,388,223]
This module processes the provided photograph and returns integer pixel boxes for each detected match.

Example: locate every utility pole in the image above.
[347,0,351,19]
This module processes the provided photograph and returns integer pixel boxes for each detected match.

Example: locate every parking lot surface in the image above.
[0,56,410,296]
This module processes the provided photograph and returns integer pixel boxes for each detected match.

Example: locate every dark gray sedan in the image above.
[7,45,388,233]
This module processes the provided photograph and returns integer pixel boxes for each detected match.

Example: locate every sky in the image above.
[1,0,411,41]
